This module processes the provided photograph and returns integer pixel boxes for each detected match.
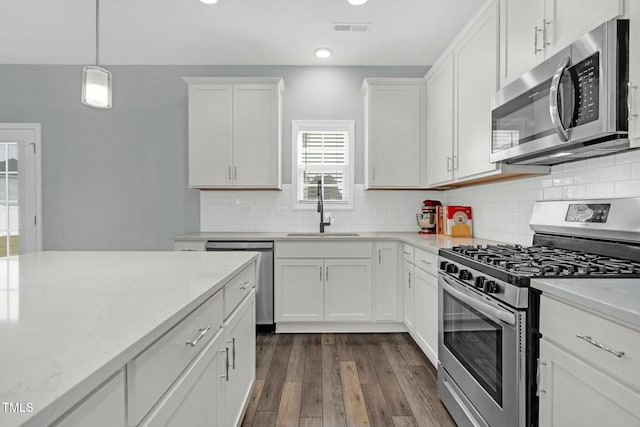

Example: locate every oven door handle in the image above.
[549,56,571,142]
[441,275,516,326]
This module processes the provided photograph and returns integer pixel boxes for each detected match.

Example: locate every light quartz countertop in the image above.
[0,251,257,427]
[173,231,502,254]
[532,278,640,330]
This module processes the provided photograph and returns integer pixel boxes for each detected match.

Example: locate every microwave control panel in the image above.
[571,52,600,127]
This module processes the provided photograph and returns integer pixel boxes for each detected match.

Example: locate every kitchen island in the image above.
[0,251,257,427]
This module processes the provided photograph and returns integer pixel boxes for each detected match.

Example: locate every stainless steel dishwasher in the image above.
[206,241,274,332]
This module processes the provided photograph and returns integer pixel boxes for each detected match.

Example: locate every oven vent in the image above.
[333,22,371,32]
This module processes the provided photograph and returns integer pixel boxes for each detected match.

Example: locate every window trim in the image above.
[291,120,355,210]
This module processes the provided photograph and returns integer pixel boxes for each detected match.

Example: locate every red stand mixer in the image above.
[417,200,441,234]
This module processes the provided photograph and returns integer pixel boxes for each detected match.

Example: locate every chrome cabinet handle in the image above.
[403,251,411,256]
[446,156,451,172]
[408,272,412,288]
[228,338,236,369]
[534,25,543,54]
[325,266,329,281]
[420,259,432,265]
[185,326,211,347]
[320,266,323,281]
[239,280,252,290]
[234,166,237,181]
[536,359,547,396]
[576,334,625,358]
[549,56,571,142]
[452,155,458,171]
[378,249,381,264]
[228,166,232,181]
[542,19,551,48]
[629,82,639,120]
[221,347,230,381]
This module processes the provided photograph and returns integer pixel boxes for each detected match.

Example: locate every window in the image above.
[292,120,354,209]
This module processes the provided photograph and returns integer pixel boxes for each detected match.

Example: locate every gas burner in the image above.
[446,244,640,279]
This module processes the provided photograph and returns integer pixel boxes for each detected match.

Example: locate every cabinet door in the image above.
[544,0,623,59]
[631,0,640,142]
[426,54,455,186]
[414,268,438,367]
[538,339,640,427]
[402,261,415,334]
[324,259,373,321]
[188,84,233,188]
[275,259,324,321]
[233,84,280,188]
[54,371,125,427]
[374,242,400,321]
[499,0,545,87]
[223,291,256,427]
[138,336,223,427]
[455,0,500,179]
[367,85,421,188]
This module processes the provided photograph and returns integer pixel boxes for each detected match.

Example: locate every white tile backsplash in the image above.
[200,185,444,232]
[200,151,640,242]
[445,150,640,244]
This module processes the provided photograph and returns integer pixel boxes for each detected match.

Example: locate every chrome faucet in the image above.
[317,179,330,233]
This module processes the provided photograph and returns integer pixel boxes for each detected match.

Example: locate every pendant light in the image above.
[82,0,112,108]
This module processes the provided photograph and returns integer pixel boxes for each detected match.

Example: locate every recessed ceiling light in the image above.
[348,0,369,5]
[200,0,218,4]
[314,48,332,59]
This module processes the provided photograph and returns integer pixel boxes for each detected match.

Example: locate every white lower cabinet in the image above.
[538,339,640,427]
[222,290,256,427]
[374,242,400,321]
[53,371,125,427]
[413,267,439,367]
[324,259,373,321]
[139,333,224,427]
[275,257,372,322]
[538,294,640,426]
[275,259,324,321]
[402,260,415,334]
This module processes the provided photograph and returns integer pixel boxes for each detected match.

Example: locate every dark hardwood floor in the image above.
[242,333,456,427]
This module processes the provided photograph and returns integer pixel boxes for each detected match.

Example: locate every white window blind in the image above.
[292,120,354,207]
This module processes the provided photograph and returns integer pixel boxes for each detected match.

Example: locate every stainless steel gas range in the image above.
[437,198,640,427]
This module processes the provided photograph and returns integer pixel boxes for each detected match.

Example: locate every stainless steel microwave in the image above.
[490,19,631,165]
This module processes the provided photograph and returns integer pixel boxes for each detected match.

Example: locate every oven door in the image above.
[438,273,525,427]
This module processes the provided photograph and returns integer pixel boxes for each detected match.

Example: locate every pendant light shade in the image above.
[82,66,112,108]
[82,0,112,109]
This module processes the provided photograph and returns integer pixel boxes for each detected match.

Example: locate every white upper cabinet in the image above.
[185,77,284,189]
[426,55,455,186]
[455,2,500,179]
[500,0,624,87]
[426,0,549,188]
[362,78,425,189]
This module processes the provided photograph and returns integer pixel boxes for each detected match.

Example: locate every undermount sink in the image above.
[286,232,360,237]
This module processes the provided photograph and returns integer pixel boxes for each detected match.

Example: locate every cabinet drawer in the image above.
[224,263,256,319]
[174,240,206,251]
[540,295,640,390]
[276,241,373,259]
[414,248,438,276]
[127,290,224,426]
[402,244,415,263]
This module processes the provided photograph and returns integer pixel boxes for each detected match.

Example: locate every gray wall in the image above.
[0,65,427,250]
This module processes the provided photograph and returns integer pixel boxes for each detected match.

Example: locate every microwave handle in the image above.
[549,56,571,142]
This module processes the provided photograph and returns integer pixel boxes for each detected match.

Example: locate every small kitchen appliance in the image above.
[491,18,632,165]
[416,200,441,234]
[437,198,640,427]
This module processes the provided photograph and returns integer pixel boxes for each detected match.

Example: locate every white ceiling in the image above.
[0,0,483,66]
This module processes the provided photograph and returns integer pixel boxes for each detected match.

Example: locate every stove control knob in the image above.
[459,270,473,281]
[483,280,500,293]
[474,276,485,289]
[446,263,459,274]
[439,261,449,271]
